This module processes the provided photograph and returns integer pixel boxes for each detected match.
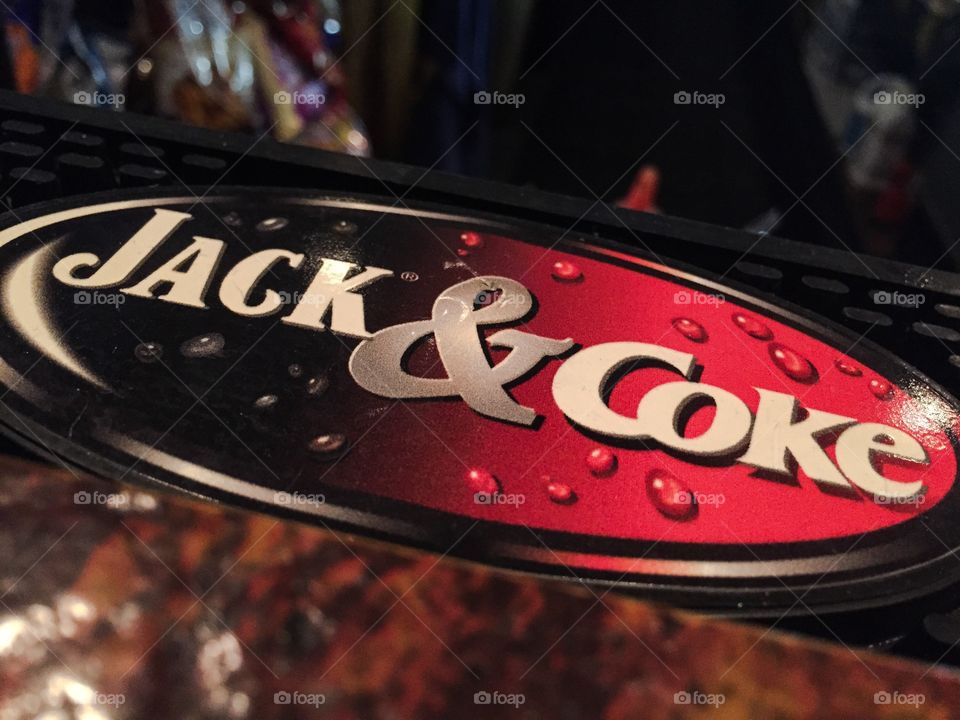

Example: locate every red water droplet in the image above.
[769,343,817,383]
[460,231,484,249]
[586,447,617,476]
[545,477,576,505]
[457,248,470,257]
[672,317,707,343]
[835,358,862,377]
[466,468,500,496]
[551,260,583,282]
[869,378,894,400]
[645,470,697,520]
[731,313,773,340]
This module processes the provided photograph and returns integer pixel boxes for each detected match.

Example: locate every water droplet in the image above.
[545,478,576,504]
[134,342,163,363]
[835,358,862,377]
[288,363,304,378]
[256,217,288,232]
[306,375,330,396]
[466,468,500,496]
[672,317,707,343]
[460,231,484,249]
[180,333,225,358]
[253,394,278,410]
[645,470,697,520]
[333,219,357,234]
[869,378,893,400]
[769,343,817,383]
[308,433,346,454]
[586,447,617,476]
[551,260,583,283]
[732,313,773,340]
[222,211,242,227]
[457,248,471,257]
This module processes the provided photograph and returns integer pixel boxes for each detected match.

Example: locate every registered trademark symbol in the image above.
[400,271,419,282]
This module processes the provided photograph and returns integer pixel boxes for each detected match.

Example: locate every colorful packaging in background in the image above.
[0,0,370,154]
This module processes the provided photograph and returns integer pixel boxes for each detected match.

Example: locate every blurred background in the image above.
[2,0,960,269]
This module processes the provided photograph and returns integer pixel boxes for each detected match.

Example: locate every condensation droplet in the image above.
[586,447,617,476]
[181,333,225,358]
[769,343,817,383]
[466,468,500,496]
[551,260,583,283]
[835,358,862,377]
[306,375,330,396]
[545,478,576,504]
[222,211,242,227]
[288,363,304,378]
[460,231,484,249]
[671,317,707,343]
[134,342,163,363]
[308,433,347,454]
[256,217,288,232]
[253,394,278,410]
[732,313,773,340]
[645,469,697,520]
[333,219,357,234]
[869,378,894,400]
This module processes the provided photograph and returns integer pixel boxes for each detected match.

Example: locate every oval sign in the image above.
[0,188,958,615]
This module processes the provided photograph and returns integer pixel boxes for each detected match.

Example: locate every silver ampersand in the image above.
[349,276,574,425]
